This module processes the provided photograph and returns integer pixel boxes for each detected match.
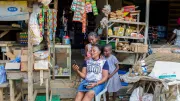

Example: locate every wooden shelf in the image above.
[108,36,144,40]
[0,25,22,30]
[51,75,71,77]
[115,50,135,53]
[109,20,146,25]
[118,62,134,65]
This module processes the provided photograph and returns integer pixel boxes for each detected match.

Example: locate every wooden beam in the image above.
[33,90,38,101]
[15,93,21,101]
[28,15,34,101]
[144,0,150,44]
[46,79,49,101]
[0,88,3,101]
[0,31,9,38]
[9,80,15,101]
[54,0,58,10]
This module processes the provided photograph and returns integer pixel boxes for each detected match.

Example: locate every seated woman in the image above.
[72,44,109,101]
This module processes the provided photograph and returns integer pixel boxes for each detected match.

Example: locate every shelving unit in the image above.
[53,45,71,80]
[106,0,150,65]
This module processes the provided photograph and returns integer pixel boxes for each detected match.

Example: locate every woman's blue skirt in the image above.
[77,80,105,95]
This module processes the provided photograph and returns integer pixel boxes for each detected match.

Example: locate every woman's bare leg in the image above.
[75,92,85,101]
[82,91,95,101]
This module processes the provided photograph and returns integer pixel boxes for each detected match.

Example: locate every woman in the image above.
[73,44,109,101]
[168,18,180,46]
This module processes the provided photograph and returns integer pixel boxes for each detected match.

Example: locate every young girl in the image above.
[104,44,121,101]
[85,32,99,60]
[73,44,109,101]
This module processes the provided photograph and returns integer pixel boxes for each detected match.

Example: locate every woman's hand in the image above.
[86,83,97,89]
[72,64,79,72]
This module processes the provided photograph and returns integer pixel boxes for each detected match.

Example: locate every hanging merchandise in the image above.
[85,2,92,13]
[102,5,111,17]
[0,65,6,84]
[82,10,87,33]
[29,4,43,45]
[38,7,45,36]
[73,11,82,22]
[91,0,98,15]
[100,17,108,28]
[71,0,78,11]
[38,0,52,6]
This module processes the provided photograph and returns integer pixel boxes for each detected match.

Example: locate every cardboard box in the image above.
[21,62,28,72]
[34,60,49,70]
[13,50,21,56]
[21,55,28,62]
[22,49,28,55]
[5,63,20,70]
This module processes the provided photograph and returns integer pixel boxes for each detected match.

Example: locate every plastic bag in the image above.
[130,87,143,101]
[29,4,43,45]
[10,56,21,63]
[176,84,180,101]
[0,65,7,84]
[34,51,49,60]
[142,94,153,101]
[39,0,52,6]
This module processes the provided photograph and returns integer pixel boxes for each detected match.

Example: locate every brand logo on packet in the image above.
[7,7,18,12]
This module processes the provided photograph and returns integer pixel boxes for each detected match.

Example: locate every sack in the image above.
[176,84,180,101]
[29,4,43,45]
[142,94,153,101]
[130,87,143,101]
[0,65,6,84]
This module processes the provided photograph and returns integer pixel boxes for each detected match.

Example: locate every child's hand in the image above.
[72,64,79,72]
[108,75,113,79]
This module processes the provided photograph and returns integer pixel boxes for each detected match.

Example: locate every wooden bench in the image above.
[0,82,9,101]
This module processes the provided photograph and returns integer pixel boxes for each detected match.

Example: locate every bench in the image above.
[0,82,9,101]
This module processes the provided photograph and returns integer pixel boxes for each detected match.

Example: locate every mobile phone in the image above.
[73,60,77,65]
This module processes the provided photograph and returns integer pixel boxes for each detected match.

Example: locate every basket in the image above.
[130,43,148,53]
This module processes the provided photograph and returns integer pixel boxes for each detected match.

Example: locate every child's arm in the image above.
[109,63,119,78]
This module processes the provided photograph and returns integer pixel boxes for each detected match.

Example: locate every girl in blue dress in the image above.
[73,44,109,101]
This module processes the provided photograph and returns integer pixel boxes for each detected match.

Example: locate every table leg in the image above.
[46,79,49,101]
[0,88,3,101]
[9,80,15,101]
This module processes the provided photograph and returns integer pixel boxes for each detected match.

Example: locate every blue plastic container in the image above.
[121,82,128,86]
[118,70,127,75]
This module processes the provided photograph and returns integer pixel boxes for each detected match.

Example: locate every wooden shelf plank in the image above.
[109,20,146,25]
[118,62,134,65]
[51,75,71,77]
[115,50,135,53]
[108,35,144,40]
[0,25,22,30]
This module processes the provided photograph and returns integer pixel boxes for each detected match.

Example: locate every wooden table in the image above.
[6,70,50,101]
[0,82,9,101]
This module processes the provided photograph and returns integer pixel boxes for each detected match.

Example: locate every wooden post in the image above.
[28,17,34,101]
[0,88,3,101]
[144,0,150,44]
[9,80,14,101]
[46,79,49,101]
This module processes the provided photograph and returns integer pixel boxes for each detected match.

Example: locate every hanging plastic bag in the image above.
[38,0,52,6]
[29,4,43,45]
[0,65,6,84]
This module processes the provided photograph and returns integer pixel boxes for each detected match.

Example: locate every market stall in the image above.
[0,0,58,101]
